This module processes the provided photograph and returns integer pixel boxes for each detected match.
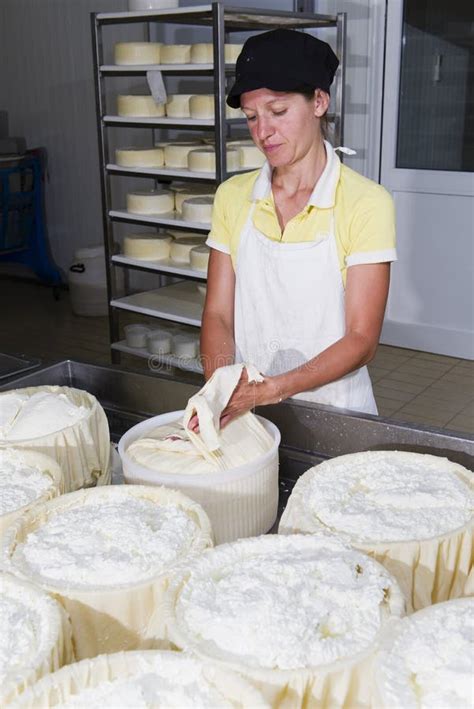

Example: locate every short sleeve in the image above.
[346,184,397,267]
[206,182,232,255]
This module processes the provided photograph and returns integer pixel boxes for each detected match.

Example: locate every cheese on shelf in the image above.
[173,185,215,213]
[224,44,243,63]
[160,44,192,64]
[163,141,202,168]
[117,95,165,118]
[115,146,164,168]
[166,230,207,242]
[190,244,210,272]
[188,147,240,173]
[147,329,173,355]
[126,189,174,215]
[189,95,243,120]
[170,237,204,264]
[172,333,200,359]
[165,94,193,118]
[123,233,172,260]
[114,42,161,66]
[239,144,266,168]
[190,43,214,64]
[181,196,213,223]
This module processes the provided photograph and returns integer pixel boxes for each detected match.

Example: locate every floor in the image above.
[1,278,473,435]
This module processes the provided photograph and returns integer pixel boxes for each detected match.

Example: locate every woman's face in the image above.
[240,88,328,167]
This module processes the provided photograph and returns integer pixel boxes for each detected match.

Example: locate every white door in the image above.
[380,0,474,360]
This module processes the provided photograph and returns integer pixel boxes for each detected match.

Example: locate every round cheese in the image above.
[124,324,150,348]
[190,244,210,272]
[126,189,174,215]
[0,573,73,705]
[114,42,161,66]
[147,329,172,355]
[224,43,243,63]
[163,141,202,168]
[160,44,191,64]
[115,146,164,168]
[0,391,89,441]
[172,333,199,359]
[181,196,213,223]
[170,237,204,264]
[189,95,243,120]
[117,95,165,118]
[165,94,193,118]
[188,147,240,173]
[174,186,215,213]
[239,144,266,168]
[190,43,213,64]
[123,233,172,260]
[375,598,474,709]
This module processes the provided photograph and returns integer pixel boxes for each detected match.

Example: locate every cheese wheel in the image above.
[160,44,192,64]
[126,189,174,215]
[114,42,161,66]
[165,94,193,118]
[170,237,203,264]
[123,233,172,260]
[173,186,215,213]
[172,333,199,359]
[190,43,214,64]
[128,0,179,8]
[225,43,243,63]
[117,95,165,118]
[181,196,213,223]
[147,329,172,355]
[190,244,210,272]
[124,324,150,348]
[166,231,207,243]
[115,147,164,168]
[189,95,243,120]
[239,144,266,168]
[188,147,240,173]
[163,142,202,168]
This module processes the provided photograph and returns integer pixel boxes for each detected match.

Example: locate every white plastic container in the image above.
[124,324,150,348]
[68,246,107,317]
[118,410,280,544]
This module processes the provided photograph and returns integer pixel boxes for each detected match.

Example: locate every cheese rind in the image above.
[114,42,161,66]
[188,147,240,173]
[115,147,164,168]
[165,94,193,118]
[181,196,213,223]
[117,95,165,118]
[126,190,174,215]
[160,44,192,64]
[123,233,172,260]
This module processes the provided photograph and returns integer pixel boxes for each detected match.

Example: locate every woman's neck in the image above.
[272,139,327,198]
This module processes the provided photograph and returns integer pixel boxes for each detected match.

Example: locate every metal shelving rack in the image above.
[91,3,346,368]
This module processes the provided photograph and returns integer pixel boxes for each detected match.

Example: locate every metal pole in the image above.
[212,2,227,184]
[334,12,346,150]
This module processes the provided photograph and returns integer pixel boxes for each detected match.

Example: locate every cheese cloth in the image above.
[0,386,111,492]
[11,650,270,708]
[128,364,274,474]
[1,486,213,661]
[0,450,63,541]
[279,456,474,613]
[0,572,74,705]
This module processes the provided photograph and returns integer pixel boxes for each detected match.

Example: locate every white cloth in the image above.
[233,145,377,414]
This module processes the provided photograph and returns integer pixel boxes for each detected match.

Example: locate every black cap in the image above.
[226,29,339,109]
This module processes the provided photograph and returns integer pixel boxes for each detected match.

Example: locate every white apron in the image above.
[234,195,378,415]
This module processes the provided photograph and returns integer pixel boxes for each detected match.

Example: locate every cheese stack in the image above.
[126,189,174,215]
[115,146,164,168]
[117,95,165,118]
[0,573,73,705]
[170,237,204,264]
[173,184,215,213]
[163,141,202,168]
[114,42,161,65]
[181,196,213,223]
[164,534,405,708]
[160,44,191,64]
[1,486,213,660]
[123,233,172,260]
[279,450,474,611]
[188,147,240,173]
[189,95,243,120]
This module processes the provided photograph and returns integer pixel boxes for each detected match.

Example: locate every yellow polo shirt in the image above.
[206,144,396,285]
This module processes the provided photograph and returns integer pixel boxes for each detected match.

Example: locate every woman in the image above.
[196,29,396,428]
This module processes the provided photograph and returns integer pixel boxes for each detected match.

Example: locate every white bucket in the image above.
[118,410,281,544]
[68,245,108,317]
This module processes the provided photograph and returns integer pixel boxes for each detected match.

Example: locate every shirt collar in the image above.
[250,140,341,208]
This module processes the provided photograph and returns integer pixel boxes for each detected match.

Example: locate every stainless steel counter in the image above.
[2,360,473,513]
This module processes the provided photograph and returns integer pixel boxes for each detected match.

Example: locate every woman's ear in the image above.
[313,89,330,118]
